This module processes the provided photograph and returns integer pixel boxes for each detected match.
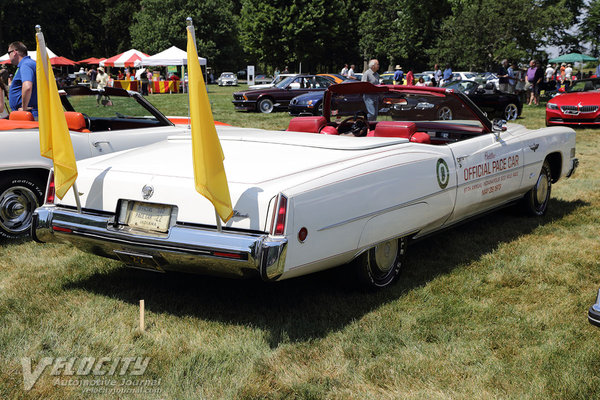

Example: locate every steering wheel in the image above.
[339,112,369,137]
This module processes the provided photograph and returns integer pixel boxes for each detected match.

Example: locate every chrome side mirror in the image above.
[492,119,507,140]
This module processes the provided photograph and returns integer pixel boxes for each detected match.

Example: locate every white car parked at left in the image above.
[0,86,189,239]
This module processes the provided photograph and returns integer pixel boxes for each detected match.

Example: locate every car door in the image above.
[445,130,524,224]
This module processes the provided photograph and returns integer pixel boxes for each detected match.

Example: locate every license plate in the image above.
[127,201,172,233]
[114,250,164,272]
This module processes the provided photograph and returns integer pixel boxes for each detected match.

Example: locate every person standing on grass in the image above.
[7,41,38,118]
[361,59,380,121]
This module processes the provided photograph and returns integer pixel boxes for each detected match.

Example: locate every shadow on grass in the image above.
[63,198,587,346]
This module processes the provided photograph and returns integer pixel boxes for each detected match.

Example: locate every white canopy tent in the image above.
[141,46,206,66]
[141,46,208,90]
[0,48,58,63]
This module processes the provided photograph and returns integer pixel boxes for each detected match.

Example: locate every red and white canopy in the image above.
[100,49,149,68]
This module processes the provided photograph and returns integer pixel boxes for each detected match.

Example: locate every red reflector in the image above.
[298,227,308,242]
[274,195,287,235]
[52,226,72,233]
[213,251,242,259]
[46,172,55,204]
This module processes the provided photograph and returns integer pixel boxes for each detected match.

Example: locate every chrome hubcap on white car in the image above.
[374,239,398,273]
[535,174,549,204]
[0,186,38,233]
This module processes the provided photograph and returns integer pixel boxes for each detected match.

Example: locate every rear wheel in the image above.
[258,98,274,113]
[0,174,45,239]
[504,103,519,120]
[352,237,407,289]
[437,106,453,120]
[520,160,551,216]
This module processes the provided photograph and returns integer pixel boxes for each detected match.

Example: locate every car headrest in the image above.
[410,131,431,144]
[320,125,339,135]
[371,121,416,138]
[287,116,327,133]
[64,111,89,132]
[9,111,34,121]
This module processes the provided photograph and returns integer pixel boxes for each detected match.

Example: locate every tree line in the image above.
[1,0,598,74]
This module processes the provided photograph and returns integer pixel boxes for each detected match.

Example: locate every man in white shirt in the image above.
[347,65,356,79]
[340,64,348,77]
[564,64,573,89]
[545,64,555,82]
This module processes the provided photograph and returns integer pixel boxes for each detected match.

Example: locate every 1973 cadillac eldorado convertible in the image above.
[32,83,578,288]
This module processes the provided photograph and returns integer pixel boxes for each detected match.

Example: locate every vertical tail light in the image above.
[270,194,288,235]
[46,171,55,204]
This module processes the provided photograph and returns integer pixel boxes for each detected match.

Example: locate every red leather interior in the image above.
[320,125,339,135]
[369,121,417,138]
[287,116,327,133]
[410,131,431,144]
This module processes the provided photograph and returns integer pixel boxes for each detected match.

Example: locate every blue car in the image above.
[288,91,325,116]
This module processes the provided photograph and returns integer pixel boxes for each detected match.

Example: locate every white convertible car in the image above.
[0,86,193,239]
[32,83,578,288]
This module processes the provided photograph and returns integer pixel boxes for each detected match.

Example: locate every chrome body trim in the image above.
[32,205,287,281]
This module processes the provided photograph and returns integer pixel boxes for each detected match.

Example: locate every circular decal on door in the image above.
[436,158,449,189]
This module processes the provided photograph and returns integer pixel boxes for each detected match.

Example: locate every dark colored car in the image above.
[289,91,325,116]
[443,80,522,120]
[232,75,334,113]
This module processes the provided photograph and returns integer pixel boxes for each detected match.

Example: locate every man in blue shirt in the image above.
[393,65,404,85]
[8,41,38,118]
[442,65,452,86]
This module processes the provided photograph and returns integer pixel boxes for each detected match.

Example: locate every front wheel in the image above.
[504,103,519,120]
[520,160,551,216]
[258,98,274,113]
[0,175,45,240]
[352,237,407,289]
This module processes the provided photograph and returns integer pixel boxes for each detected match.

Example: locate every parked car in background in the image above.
[253,74,272,85]
[217,72,238,86]
[443,80,522,120]
[414,73,434,86]
[546,83,600,126]
[288,91,325,116]
[0,86,191,239]
[248,73,296,90]
[32,82,578,289]
[232,75,334,113]
[317,73,347,84]
[380,72,395,85]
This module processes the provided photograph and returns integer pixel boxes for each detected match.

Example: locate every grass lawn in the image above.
[1,86,599,399]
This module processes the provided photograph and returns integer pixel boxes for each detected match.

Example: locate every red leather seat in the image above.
[287,116,326,133]
[320,125,339,135]
[9,111,34,121]
[369,121,416,138]
[410,131,431,144]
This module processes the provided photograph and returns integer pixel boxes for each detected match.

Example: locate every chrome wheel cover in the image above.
[535,173,549,205]
[438,106,453,120]
[0,185,39,233]
[505,104,518,120]
[373,239,398,274]
[259,99,273,113]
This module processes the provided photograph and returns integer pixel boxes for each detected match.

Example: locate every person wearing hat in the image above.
[393,65,404,85]
[96,66,110,105]
[545,63,555,83]
[564,63,573,89]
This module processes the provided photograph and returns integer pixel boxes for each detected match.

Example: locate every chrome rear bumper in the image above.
[32,205,287,281]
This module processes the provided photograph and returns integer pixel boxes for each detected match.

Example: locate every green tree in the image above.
[580,0,600,57]
[130,0,243,71]
[239,0,360,73]
[358,0,451,72]
[427,0,573,71]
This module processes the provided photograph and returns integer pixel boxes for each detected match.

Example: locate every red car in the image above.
[546,78,600,126]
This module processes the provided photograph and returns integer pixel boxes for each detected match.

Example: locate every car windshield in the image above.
[328,85,487,129]
[567,79,600,92]
[221,73,234,78]
[61,86,167,123]
[443,81,479,92]
[275,76,296,88]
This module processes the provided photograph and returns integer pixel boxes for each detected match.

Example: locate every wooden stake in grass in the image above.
[139,300,145,332]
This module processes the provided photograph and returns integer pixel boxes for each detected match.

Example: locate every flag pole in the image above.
[35,25,81,213]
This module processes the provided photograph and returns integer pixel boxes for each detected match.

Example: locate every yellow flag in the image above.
[186,27,233,222]
[36,32,77,199]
